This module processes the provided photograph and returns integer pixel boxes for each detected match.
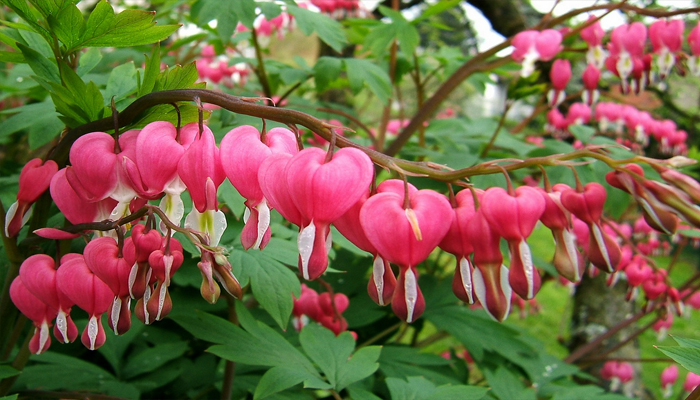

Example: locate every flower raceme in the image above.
[511,29,563,78]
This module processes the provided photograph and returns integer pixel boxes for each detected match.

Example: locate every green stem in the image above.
[480,102,512,158]
[0,329,31,396]
[0,201,24,356]
[251,29,272,101]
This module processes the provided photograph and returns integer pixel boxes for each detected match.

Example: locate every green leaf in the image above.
[17,43,59,83]
[482,366,534,400]
[412,0,462,23]
[154,63,200,91]
[258,1,282,21]
[0,51,25,63]
[672,336,700,349]
[230,248,300,329]
[103,62,137,104]
[2,0,51,40]
[77,1,179,50]
[386,376,436,400]
[28,0,71,18]
[0,365,20,379]
[299,325,381,391]
[287,5,346,53]
[0,395,19,400]
[138,44,161,96]
[171,309,243,344]
[254,366,316,399]
[77,47,102,76]
[49,4,85,49]
[17,352,118,391]
[657,345,700,375]
[313,56,342,93]
[207,303,321,380]
[195,0,255,42]
[122,341,189,379]
[376,6,419,57]
[378,346,461,386]
[424,304,535,362]
[28,111,63,149]
[569,125,596,144]
[0,100,58,143]
[429,385,488,400]
[344,58,391,104]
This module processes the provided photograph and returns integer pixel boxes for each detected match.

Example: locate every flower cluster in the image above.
[292,284,352,336]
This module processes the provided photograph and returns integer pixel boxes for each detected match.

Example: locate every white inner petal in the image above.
[499,264,512,320]
[518,240,535,299]
[155,283,168,321]
[128,263,138,299]
[87,315,99,350]
[39,321,50,354]
[591,224,613,271]
[56,309,69,343]
[404,268,418,323]
[373,256,386,306]
[297,222,316,280]
[459,257,475,304]
[562,229,581,282]
[111,296,121,335]
[159,193,185,233]
[254,199,271,250]
[4,201,19,237]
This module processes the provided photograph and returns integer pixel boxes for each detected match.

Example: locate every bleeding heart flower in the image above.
[548,59,571,107]
[50,168,118,227]
[10,277,57,354]
[334,190,397,306]
[84,237,136,335]
[286,147,373,280]
[56,254,113,350]
[18,254,78,344]
[511,29,563,77]
[220,126,298,250]
[5,158,58,237]
[361,187,452,322]
[481,186,545,299]
[438,189,483,304]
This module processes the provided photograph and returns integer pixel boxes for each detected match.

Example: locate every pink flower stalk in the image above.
[220,126,298,250]
[5,158,58,237]
[439,189,483,304]
[511,29,563,77]
[10,277,57,354]
[582,64,601,105]
[286,147,373,280]
[548,59,571,107]
[466,210,511,322]
[560,183,621,273]
[56,254,113,350]
[581,16,607,68]
[685,372,700,392]
[481,186,545,300]
[178,125,227,246]
[361,187,452,322]
[18,254,78,345]
[661,365,678,398]
[650,19,684,79]
[334,190,397,306]
[67,130,141,220]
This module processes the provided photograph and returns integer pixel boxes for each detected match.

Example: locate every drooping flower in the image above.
[286,147,373,280]
[5,158,58,237]
[511,29,563,77]
[10,277,57,354]
[178,124,227,246]
[548,59,571,107]
[361,186,452,322]
[220,126,298,250]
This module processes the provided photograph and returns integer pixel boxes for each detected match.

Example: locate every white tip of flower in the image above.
[373,256,386,306]
[404,267,418,323]
[56,309,69,343]
[159,193,185,234]
[254,199,270,250]
[111,296,122,335]
[87,315,99,350]
[459,257,475,304]
[38,321,50,354]
[298,222,316,280]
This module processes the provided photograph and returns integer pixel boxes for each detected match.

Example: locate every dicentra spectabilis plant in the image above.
[3,1,700,399]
